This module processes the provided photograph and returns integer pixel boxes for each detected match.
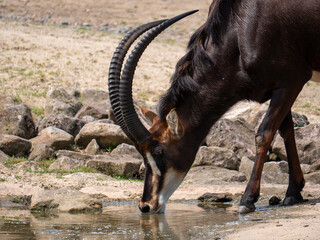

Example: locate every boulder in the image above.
[198,192,233,202]
[194,146,240,170]
[48,156,83,171]
[0,150,9,163]
[81,88,109,105]
[37,114,85,137]
[224,101,268,129]
[206,118,256,159]
[28,143,54,162]
[304,172,320,184]
[86,155,142,179]
[31,127,74,150]
[239,157,289,184]
[45,88,83,117]
[55,150,142,178]
[224,102,309,130]
[111,143,142,160]
[75,105,108,120]
[0,134,32,157]
[184,166,247,184]
[0,104,36,139]
[30,188,102,212]
[83,139,101,155]
[272,124,320,164]
[75,121,132,148]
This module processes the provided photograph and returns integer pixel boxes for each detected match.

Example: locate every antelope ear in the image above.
[134,104,159,128]
[166,109,184,138]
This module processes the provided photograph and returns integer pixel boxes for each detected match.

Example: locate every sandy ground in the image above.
[0,1,320,239]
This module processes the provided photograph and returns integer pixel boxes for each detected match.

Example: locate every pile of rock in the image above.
[0,88,319,185]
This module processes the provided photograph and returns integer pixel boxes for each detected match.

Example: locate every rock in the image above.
[55,150,142,178]
[56,150,96,161]
[0,150,9,163]
[0,104,36,139]
[269,196,282,205]
[206,118,256,159]
[224,102,309,130]
[198,192,233,202]
[291,112,309,127]
[45,87,83,117]
[111,143,142,160]
[75,105,108,120]
[194,146,240,170]
[48,156,83,171]
[86,155,142,179]
[239,157,289,184]
[224,101,268,129]
[304,172,320,184]
[83,139,101,155]
[0,134,31,157]
[37,114,85,137]
[184,166,246,184]
[31,127,74,150]
[310,159,320,172]
[272,124,320,165]
[239,157,254,179]
[81,88,110,107]
[30,189,102,212]
[28,143,54,162]
[75,122,132,148]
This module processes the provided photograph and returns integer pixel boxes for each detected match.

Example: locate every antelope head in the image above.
[108,11,199,213]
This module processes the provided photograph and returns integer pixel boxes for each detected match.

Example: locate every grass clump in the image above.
[4,157,27,168]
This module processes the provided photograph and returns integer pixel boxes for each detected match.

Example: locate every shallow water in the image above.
[0,201,307,240]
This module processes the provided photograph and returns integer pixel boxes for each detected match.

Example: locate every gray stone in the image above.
[194,146,240,170]
[37,114,85,137]
[31,127,74,150]
[206,118,256,159]
[30,188,102,212]
[0,134,32,157]
[81,88,109,104]
[86,155,142,179]
[0,104,36,139]
[48,156,82,171]
[304,172,320,184]
[111,143,142,160]
[83,139,101,155]
[184,166,246,184]
[0,150,9,163]
[239,157,289,184]
[75,122,132,149]
[45,88,83,117]
[198,192,233,202]
[75,105,108,120]
[272,124,320,165]
[28,143,54,162]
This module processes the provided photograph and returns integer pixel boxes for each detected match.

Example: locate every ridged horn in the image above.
[120,10,198,143]
[108,20,166,141]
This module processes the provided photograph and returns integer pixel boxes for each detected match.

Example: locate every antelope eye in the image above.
[152,145,163,156]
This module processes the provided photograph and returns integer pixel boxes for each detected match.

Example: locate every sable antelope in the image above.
[108,0,320,214]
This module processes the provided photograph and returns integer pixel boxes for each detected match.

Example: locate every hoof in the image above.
[283,196,303,206]
[238,205,255,214]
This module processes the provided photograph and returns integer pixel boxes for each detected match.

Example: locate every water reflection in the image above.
[0,202,239,240]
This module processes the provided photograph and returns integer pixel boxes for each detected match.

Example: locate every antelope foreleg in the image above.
[239,88,301,214]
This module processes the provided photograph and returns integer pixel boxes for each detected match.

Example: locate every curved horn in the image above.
[120,10,198,143]
[108,20,166,141]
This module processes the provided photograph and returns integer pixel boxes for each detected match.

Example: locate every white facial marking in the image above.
[157,168,185,212]
[146,152,161,176]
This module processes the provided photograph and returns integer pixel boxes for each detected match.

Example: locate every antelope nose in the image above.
[139,204,150,213]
